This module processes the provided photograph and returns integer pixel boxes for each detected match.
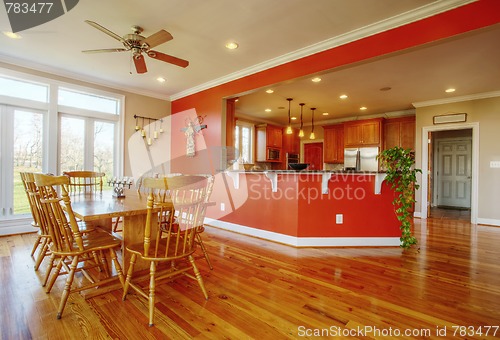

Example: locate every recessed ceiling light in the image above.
[311,77,321,83]
[322,112,329,116]
[360,107,367,111]
[156,77,166,83]
[445,88,456,93]
[265,89,274,94]
[3,31,22,39]
[225,41,239,50]
[339,94,348,99]
[265,108,271,112]
[291,117,297,120]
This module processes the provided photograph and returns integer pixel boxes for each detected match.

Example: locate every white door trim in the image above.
[420,122,479,223]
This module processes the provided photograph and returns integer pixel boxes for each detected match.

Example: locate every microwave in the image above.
[267,147,281,161]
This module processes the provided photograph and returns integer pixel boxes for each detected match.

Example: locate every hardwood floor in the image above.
[1,217,500,339]
[430,207,471,221]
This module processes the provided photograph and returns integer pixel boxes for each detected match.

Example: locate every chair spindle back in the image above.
[34,174,84,253]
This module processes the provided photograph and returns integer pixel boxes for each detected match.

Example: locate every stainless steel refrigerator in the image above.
[344,147,379,171]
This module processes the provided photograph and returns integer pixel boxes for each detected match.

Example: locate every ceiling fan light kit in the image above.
[82,20,189,74]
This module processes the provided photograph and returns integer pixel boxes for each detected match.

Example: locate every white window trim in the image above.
[0,67,125,234]
[235,120,255,164]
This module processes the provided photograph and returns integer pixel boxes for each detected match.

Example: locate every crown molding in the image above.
[170,0,475,101]
[314,109,415,127]
[413,91,500,108]
[0,55,170,100]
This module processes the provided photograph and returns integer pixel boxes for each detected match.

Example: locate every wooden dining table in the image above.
[69,189,165,273]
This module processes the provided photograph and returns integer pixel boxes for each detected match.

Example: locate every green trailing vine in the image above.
[378,146,421,249]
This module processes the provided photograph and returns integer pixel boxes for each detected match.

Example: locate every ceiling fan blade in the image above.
[85,20,128,46]
[147,50,189,68]
[141,30,173,49]
[82,48,129,53]
[134,54,148,74]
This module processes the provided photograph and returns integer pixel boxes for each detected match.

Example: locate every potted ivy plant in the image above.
[378,146,421,249]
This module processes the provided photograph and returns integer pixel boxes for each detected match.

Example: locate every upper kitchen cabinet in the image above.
[257,124,283,148]
[323,124,344,163]
[383,116,416,150]
[344,118,383,147]
[283,128,300,155]
[256,124,283,162]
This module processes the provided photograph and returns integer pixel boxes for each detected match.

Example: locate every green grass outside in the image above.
[13,169,33,215]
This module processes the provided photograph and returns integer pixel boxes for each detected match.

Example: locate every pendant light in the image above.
[286,98,293,134]
[298,103,305,137]
[309,107,316,140]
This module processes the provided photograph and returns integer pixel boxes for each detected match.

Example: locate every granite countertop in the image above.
[226,169,386,174]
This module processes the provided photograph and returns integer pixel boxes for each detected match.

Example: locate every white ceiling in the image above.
[1,0,499,126]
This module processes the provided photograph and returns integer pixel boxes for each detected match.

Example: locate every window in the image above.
[0,105,44,218]
[0,70,123,232]
[60,116,85,171]
[58,88,120,114]
[94,121,115,175]
[234,121,254,163]
[59,116,115,190]
[0,76,48,102]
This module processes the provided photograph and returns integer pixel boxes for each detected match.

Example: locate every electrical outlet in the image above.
[490,161,500,168]
[220,203,225,211]
[336,214,343,224]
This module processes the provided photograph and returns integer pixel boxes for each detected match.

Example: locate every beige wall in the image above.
[0,62,170,177]
[415,96,500,222]
[123,95,169,176]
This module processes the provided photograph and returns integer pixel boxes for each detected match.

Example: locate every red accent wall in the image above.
[171,0,500,175]
[171,0,500,228]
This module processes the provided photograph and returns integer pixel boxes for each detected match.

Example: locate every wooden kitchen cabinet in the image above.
[256,124,283,162]
[383,116,416,150]
[344,118,383,147]
[259,124,283,148]
[323,124,344,163]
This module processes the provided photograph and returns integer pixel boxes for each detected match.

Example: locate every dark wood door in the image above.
[304,142,323,170]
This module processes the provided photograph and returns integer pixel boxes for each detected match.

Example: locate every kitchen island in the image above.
[206,170,401,247]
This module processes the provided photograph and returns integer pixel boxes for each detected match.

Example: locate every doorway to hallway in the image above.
[428,128,473,218]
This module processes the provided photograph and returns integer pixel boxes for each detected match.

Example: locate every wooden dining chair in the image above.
[20,172,51,271]
[63,170,115,233]
[34,173,125,319]
[122,175,210,326]
[63,170,105,193]
[183,174,215,270]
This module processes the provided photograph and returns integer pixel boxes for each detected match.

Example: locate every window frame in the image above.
[0,68,125,233]
[235,120,255,164]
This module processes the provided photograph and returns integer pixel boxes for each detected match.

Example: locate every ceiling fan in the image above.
[82,20,189,74]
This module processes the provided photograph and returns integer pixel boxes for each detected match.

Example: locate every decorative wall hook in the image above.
[133,114,163,146]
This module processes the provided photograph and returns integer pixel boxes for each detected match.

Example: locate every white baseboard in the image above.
[477,218,500,227]
[414,211,422,218]
[204,218,400,247]
[0,217,36,236]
